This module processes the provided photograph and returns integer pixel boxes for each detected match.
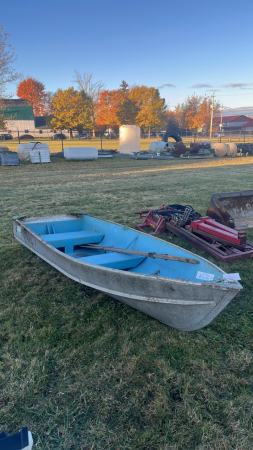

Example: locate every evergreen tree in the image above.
[119,80,129,93]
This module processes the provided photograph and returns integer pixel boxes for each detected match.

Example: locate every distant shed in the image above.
[0,99,35,131]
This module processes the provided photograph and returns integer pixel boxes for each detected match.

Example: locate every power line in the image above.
[215,93,253,97]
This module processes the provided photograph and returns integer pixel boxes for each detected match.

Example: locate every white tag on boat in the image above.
[17,225,21,235]
[196,271,215,281]
[223,273,241,281]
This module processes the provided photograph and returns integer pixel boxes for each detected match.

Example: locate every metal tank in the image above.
[226,143,237,156]
[212,143,227,157]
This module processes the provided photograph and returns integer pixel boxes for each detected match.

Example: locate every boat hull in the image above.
[13,215,242,331]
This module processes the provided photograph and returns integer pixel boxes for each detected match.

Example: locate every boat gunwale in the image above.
[13,214,242,293]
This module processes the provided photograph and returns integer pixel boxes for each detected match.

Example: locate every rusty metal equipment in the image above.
[136,204,202,227]
[207,191,253,229]
[165,220,253,263]
[136,205,253,262]
[136,210,167,234]
[190,217,247,246]
[171,142,188,156]
[136,204,202,234]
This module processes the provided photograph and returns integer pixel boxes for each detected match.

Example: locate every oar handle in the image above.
[147,252,199,264]
[83,244,200,264]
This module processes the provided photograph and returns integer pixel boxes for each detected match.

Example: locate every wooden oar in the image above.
[82,244,200,264]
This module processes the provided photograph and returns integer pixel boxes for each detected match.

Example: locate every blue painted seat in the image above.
[41,231,104,250]
[78,252,145,270]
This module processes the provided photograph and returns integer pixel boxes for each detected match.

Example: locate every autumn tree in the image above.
[50,87,92,137]
[17,77,50,116]
[174,95,220,131]
[95,90,121,131]
[72,71,105,135]
[184,95,204,130]
[129,86,167,133]
[0,26,20,129]
[198,96,220,130]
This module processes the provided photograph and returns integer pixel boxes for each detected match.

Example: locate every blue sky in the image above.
[2,0,253,115]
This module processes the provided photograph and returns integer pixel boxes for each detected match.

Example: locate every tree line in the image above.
[16,76,220,136]
[17,76,169,137]
[0,26,220,135]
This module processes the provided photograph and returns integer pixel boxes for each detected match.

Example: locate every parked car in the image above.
[0,133,13,140]
[105,132,116,139]
[51,133,67,140]
[214,132,225,137]
[15,134,34,140]
[79,132,91,139]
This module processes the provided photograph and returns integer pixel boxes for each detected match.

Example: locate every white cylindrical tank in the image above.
[18,142,50,162]
[119,125,140,154]
[64,147,98,160]
[213,143,227,157]
[18,143,33,161]
[225,143,231,156]
[226,143,237,156]
[149,141,166,152]
[149,141,175,153]
[166,142,175,150]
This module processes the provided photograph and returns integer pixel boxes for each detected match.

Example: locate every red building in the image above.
[213,115,251,131]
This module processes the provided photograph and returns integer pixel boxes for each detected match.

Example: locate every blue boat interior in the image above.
[24,215,224,282]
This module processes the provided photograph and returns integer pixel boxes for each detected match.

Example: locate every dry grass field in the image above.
[1,153,253,449]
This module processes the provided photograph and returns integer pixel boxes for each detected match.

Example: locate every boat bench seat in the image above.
[41,231,104,249]
[78,252,145,270]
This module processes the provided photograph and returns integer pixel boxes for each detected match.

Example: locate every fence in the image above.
[1,129,253,148]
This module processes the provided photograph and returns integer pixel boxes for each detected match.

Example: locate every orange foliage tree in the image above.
[174,95,220,131]
[95,90,122,131]
[17,77,50,116]
[96,83,167,132]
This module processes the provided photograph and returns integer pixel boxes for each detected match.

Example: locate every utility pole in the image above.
[209,92,215,139]
[220,104,223,130]
[219,105,224,142]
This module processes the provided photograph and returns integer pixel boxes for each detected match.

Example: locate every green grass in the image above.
[1,156,253,449]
